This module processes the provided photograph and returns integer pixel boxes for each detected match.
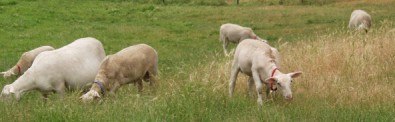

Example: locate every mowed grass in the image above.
[1,0,395,121]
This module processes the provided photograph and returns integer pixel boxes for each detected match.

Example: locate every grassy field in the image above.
[1,0,395,121]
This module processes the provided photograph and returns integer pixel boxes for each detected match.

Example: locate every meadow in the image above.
[0,0,395,121]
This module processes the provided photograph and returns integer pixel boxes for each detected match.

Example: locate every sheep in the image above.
[80,44,158,101]
[1,37,105,101]
[1,46,55,79]
[219,23,267,56]
[228,39,302,105]
[348,9,372,33]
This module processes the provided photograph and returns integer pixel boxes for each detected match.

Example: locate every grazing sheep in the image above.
[1,46,54,79]
[1,37,105,101]
[229,39,302,105]
[80,44,158,101]
[348,9,372,33]
[219,23,267,56]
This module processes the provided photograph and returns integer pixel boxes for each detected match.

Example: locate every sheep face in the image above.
[266,71,302,101]
[1,85,13,96]
[1,71,15,79]
[0,85,20,100]
[80,90,100,102]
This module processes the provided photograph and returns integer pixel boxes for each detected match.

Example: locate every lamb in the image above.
[1,37,105,101]
[228,39,302,105]
[80,44,158,101]
[219,23,267,56]
[348,9,372,33]
[1,46,55,79]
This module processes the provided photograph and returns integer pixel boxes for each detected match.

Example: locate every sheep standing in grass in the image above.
[1,37,105,101]
[229,39,302,105]
[80,44,158,101]
[1,46,54,79]
[348,9,372,33]
[219,23,267,56]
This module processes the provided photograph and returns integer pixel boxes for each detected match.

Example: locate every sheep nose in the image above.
[286,95,293,101]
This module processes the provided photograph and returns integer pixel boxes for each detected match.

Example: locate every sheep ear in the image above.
[264,77,277,84]
[94,91,101,99]
[9,86,15,93]
[289,71,303,78]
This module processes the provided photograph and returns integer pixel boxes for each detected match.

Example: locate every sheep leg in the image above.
[229,63,240,98]
[42,93,49,103]
[54,82,66,99]
[109,82,121,97]
[137,79,143,93]
[143,71,156,88]
[223,40,229,56]
[252,71,264,106]
[265,86,271,97]
[147,74,157,93]
[247,77,254,97]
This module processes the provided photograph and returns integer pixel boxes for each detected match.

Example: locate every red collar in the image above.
[17,65,21,76]
[271,67,278,77]
[269,67,278,91]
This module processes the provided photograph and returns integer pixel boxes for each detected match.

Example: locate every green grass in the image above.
[1,0,395,121]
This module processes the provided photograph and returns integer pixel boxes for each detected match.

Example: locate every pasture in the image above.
[1,0,395,121]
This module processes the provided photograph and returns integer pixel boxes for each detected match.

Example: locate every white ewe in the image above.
[1,37,105,101]
[219,23,267,56]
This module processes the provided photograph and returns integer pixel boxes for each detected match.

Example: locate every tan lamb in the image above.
[80,44,158,101]
[1,46,55,79]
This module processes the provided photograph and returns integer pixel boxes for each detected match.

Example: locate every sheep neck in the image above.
[266,61,283,78]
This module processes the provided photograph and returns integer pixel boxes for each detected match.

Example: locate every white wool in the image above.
[1,37,105,100]
[229,39,302,105]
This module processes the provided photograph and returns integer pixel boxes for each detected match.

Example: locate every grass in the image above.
[1,0,395,121]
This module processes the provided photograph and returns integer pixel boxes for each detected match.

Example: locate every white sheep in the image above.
[348,9,372,33]
[1,46,55,79]
[1,37,105,101]
[229,39,302,105]
[80,44,158,101]
[219,23,267,56]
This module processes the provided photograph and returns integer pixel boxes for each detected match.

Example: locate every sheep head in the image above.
[1,84,20,101]
[1,71,15,79]
[265,71,302,101]
[80,90,101,102]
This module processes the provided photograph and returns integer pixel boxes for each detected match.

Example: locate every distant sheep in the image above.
[1,46,54,79]
[219,23,267,56]
[80,44,158,101]
[348,9,372,33]
[229,39,302,105]
[1,37,105,101]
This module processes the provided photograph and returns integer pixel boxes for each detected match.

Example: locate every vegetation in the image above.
[0,0,394,121]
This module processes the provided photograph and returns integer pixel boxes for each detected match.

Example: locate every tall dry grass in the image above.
[189,21,395,107]
[280,21,395,106]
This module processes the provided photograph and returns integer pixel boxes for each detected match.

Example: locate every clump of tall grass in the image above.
[187,21,395,107]
[280,21,395,106]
